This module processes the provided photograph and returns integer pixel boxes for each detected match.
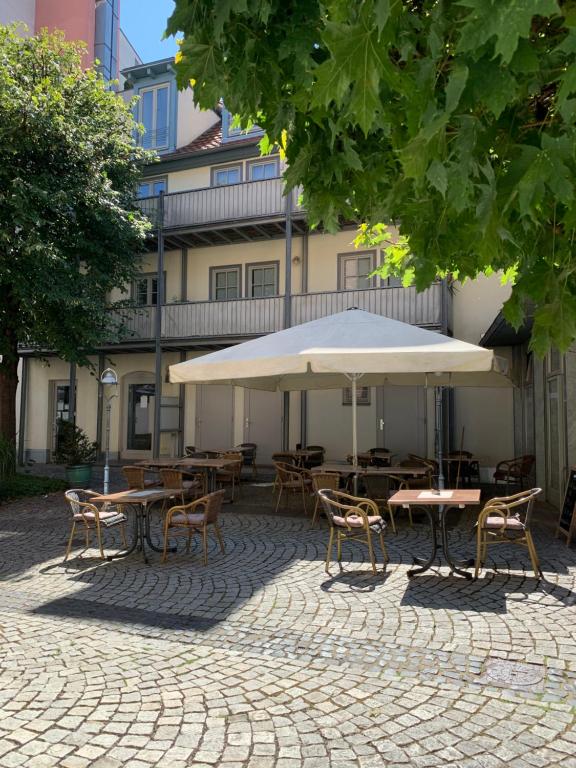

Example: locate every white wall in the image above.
[176,92,219,150]
[0,0,35,31]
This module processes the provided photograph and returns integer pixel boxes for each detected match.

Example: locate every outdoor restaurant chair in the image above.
[162,490,226,565]
[184,445,196,457]
[122,465,160,490]
[368,448,392,467]
[363,474,399,533]
[310,471,341,527]
[318,489,388,575]
[474,487,542,579]
[185,451,209,459]
[303,445,325,469]
[238,442,258,479]
[64,489,127,561]
[159,468,203,506]
[493,454,535,492]
[271,452,299,492]
[216,451,243,502]
[273,461,313,514]
[445,450,480,485]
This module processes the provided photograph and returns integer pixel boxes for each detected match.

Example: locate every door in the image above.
[195,384,234,450]
[127,383,155,451]
[376,386,427,461]
[244,389,283,466]
[49,380,76,458]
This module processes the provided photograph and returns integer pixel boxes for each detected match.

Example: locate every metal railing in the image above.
[110,283,444,343]
[136,178,303,230]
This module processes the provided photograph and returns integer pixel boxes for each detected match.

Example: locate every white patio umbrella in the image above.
[169,310,512,480]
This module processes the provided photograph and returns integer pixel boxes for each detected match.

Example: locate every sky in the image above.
[121,0,178,63]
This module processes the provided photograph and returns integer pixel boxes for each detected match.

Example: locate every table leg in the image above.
[439,505,473,579]
[144,504,176,554]
[106,504,140,561]
[407,506,438,577]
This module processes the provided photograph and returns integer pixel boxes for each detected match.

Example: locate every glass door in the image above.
[51,382,75,456]
[127,383,155,451]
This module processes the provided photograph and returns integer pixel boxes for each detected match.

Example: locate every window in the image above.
[211,267,241,301]
[248,158,279,181]
[342,386,371,406]
[133,273,165,306]
[247,263,278,298]
[138,178,167,198]
[211,164,242,186]
[139,83,169,149]
[338,252,376,290]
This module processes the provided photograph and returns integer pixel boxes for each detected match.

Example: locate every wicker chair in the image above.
[445,450,480,486]
[310,471,341,527]
[474,487,542,579]
[493,455,535,492]
[273,461,313,514]
[122,465,160,490]
[184,445,196,457]
[159,468,203,506]
[162,490,226,565]
[64,489,127,561]
[216,451,243,502]
[368,448,392,467]
[363,474,398,533]
[319,489,387,574]
[303,445,325,469]
[238,443,258,479]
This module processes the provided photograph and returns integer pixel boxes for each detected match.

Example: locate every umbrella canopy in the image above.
[169,309,511,389]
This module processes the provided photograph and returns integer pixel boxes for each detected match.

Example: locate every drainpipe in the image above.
[282,188,293,450]
[177,350,186,456]
[300,231,308,447]
[17,357,28,466]
[153,191,165,458]
[96,353,105,461]
[69,362,76,425]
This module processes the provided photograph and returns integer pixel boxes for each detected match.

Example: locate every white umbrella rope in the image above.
[169,310,513,486]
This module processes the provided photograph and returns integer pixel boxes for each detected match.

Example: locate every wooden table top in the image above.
[443,455,477,463]
[314,463,429,476]
[91,488,181,505]
[388,489,481,506]
[134,458,180,468]
[176,458,238,469]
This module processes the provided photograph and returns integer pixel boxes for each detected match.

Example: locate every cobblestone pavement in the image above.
[1,486,576,768]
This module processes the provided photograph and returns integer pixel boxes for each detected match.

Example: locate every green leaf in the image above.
[373,0,390,34]
[426,159,448,197]
[445,63,469,114]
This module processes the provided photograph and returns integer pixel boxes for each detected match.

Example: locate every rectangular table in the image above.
[313,464,429,477]
[91,488,182,564]
[388,489,481,578]
[176,458,239,492]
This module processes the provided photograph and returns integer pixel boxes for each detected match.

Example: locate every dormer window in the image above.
[139,83,169,149]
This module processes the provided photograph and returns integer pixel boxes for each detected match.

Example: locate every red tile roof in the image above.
[160,118,261,161]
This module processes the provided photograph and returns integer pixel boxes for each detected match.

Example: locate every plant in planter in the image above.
[53,419,98,488]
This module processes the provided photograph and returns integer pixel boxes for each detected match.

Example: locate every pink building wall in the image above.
[34,0,96,64]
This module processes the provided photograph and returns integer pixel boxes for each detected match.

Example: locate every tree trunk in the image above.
[0,328,19,447]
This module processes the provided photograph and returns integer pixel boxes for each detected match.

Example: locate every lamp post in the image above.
[100,367,118,494]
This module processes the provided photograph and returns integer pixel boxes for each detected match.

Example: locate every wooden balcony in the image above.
[137,178,307,249]
[109,283,446,348]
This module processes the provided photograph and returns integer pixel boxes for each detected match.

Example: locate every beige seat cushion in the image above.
[483,516,524,530]
[333,514,382,528]
[169,513,205,526]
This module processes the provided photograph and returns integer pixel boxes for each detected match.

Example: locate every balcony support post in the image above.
[96,353,105,462]
[177,350,186,456]
[68,362,76,425]
[282,187,293,450]
[17,356,28,466]
[153,191,165,459]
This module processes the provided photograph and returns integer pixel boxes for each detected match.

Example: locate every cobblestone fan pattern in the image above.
[1,491,576,767]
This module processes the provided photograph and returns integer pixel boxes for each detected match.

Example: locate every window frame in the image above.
[337,250,377,291]
[137,176,168,198]
[245,261,280,299]
[210,163,243,187]
[138,82,170,150]
[209,265,242,301]
[247,156,280,181]
[342,386,371,406]
[132,271,166,306]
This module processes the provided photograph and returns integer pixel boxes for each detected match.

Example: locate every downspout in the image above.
[153,191,165,458]
[17,357,28,466]
[282,187,293,450]
[300,230,308,448]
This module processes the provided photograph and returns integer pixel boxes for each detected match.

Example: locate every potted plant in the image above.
[53,419,98,488]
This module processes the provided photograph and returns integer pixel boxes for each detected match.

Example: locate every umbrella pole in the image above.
[352,375,358,495]
[435,387,446,490]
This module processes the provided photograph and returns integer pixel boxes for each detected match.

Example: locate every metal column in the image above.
[153,191,165,458]
[68,362,76,425]
[96,353,105,461]
[282,188,293,450]
[17,357,28,466]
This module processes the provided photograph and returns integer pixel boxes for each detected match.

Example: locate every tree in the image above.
[168,0,576,354]
[0,27,151,446]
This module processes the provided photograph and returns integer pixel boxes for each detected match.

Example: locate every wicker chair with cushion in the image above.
[273,461,313,514]
[363,474,398,533]
[310,471,341,527]
[122,465,160,490]
[64,489,127,561]
[474,487,542,579]
[162,490,226,565]
[493,455,535,491]
[216,451,243,502]
[303,445,325,469]
[318,489,388,574]
[159,468,203,506]
[238,443,258,479]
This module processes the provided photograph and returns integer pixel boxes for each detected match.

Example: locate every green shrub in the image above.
[53,419,97,466]
[0,474,68,502]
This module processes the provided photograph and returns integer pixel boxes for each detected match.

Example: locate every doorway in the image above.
[545,351,566,506]
[49,380,76,459]
[244,389,283,466]
[121,372,156,460]
[195,384,234,450]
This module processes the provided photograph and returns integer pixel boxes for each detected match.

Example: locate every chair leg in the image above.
[311,496,320,528]
[366,532,377,575]
[85,526,90,550]
[214,523,225,554]
[408,509,413,527]
[202,525,208,566]
[120,523,128,549]
[336,532,342,563]
[325,527,334,573]
[96,523,105,560]
[474,527,484,579]
[162,520,170,563]
[379,532,388,565]
[275,486,283,514]
[525,531,542,577]
[64,521,76,562]
[186,528,192,553]
[386,505,396,535]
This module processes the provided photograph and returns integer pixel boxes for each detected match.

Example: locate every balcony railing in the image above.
[111,283,444,344]
[136,178,303,231]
